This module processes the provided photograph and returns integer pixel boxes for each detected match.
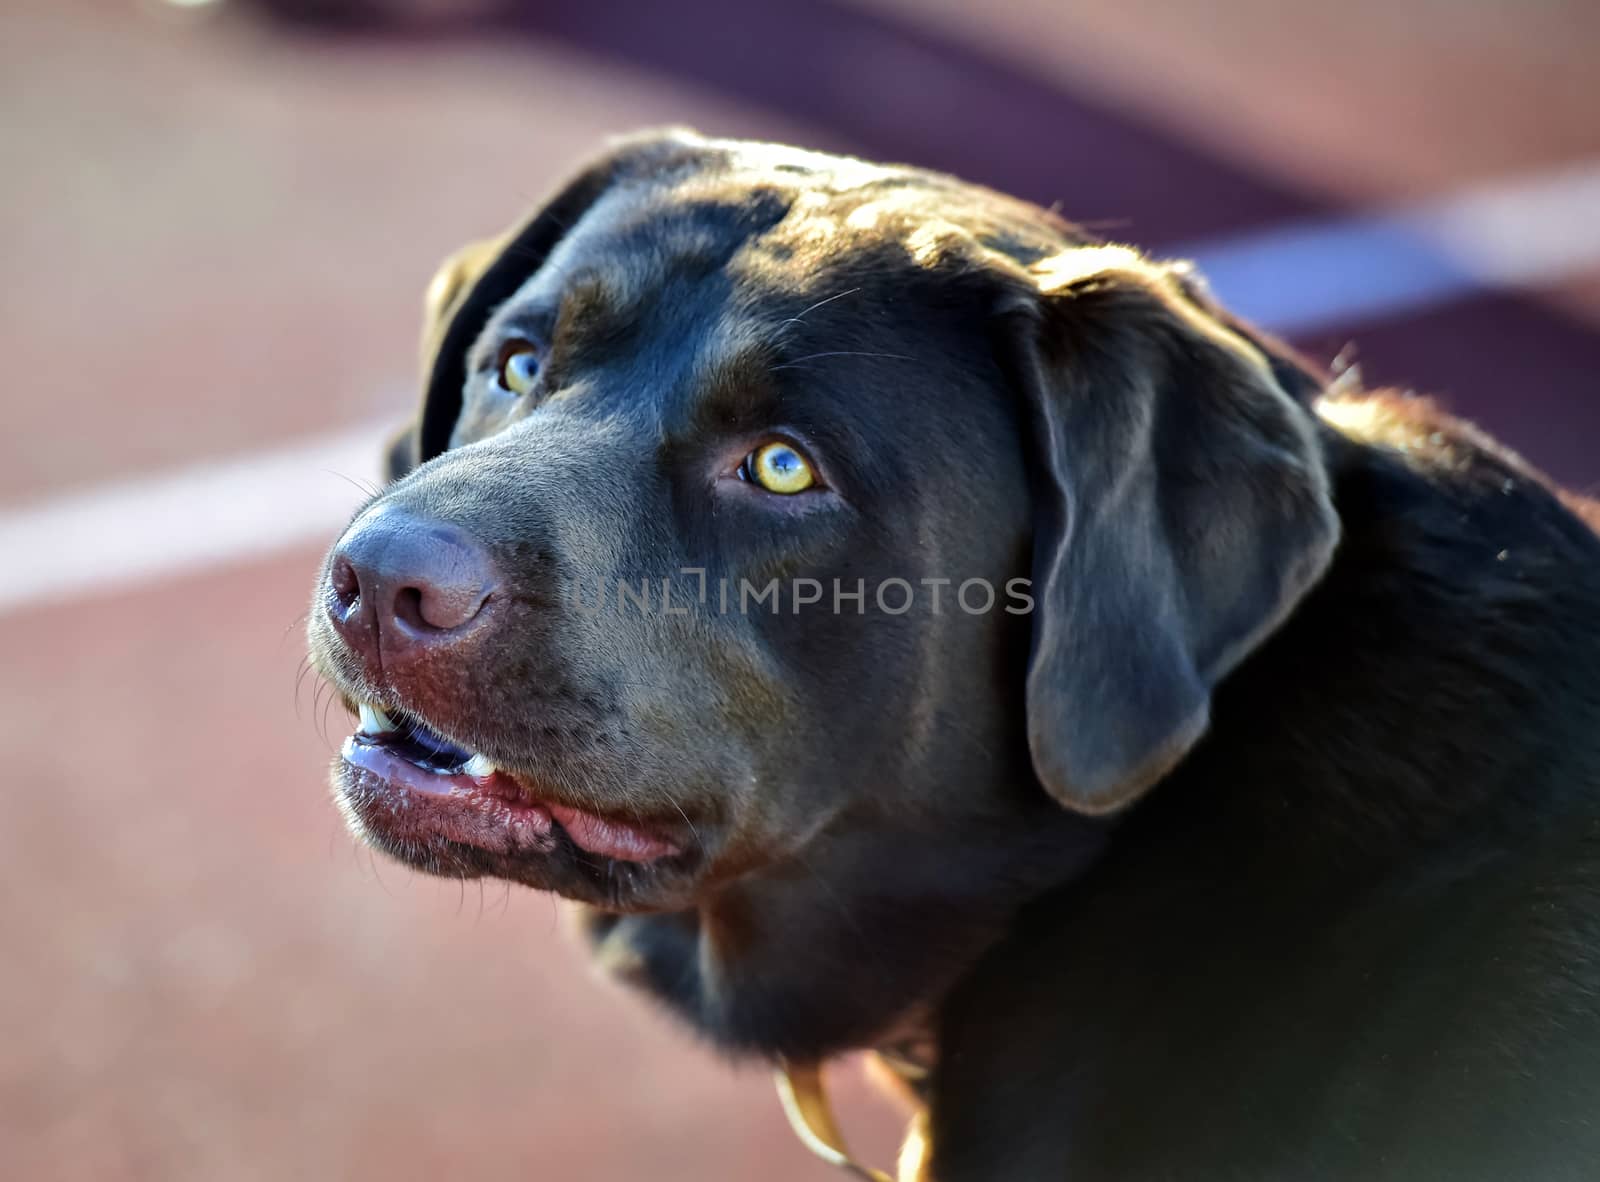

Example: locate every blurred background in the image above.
[2,0,1596,1177]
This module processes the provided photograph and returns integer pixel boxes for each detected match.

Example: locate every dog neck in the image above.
[685,805,1108,1059]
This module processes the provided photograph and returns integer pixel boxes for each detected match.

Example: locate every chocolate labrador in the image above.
[306,130,1600,1180]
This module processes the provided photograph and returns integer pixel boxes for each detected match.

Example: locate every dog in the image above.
[307,129,1600,1180]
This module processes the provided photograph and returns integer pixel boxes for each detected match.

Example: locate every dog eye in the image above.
[496,340,541,395]
[740,441,816,494]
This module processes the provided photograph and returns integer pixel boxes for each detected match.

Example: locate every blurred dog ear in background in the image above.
[382,127,714,485]
[1002,246,1341,816]
[382,235,505,482]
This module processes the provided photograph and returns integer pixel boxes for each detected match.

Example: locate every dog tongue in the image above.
[547,802,680,863]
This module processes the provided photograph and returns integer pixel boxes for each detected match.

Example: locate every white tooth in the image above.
[462,753,497,778]
[357,702,398,736]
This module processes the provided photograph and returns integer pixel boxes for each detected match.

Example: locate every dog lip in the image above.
[341,736,558,851]
[340,733,686,865]
[545,800,684,862]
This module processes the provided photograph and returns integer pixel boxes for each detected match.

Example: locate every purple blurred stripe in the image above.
[497,0,1324,245]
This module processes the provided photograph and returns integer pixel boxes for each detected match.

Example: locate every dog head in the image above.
[308,131,1337,1029]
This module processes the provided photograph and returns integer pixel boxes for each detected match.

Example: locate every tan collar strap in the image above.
[775,1060,894,1182]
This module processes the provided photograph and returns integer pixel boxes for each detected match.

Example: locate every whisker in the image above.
[333,470,376,498]
[368,847,393,897]
[771,350,917,372]
[316,683,347,753]
[311,679,329,745]
[778,286,861,327]
[664,794,703,850]
[294,655,316,719]
[320,468,385,509]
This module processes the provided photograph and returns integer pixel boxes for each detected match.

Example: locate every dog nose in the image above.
[326,506,498,666]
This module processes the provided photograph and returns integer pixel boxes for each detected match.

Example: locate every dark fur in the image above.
[309,130,1600,1179]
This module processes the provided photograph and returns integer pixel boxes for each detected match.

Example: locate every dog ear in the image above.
[1162,258,1331,406]
[382,419,421,484]
[999,246,1339,815]
[396,127,712,473]
[382,236,507,482]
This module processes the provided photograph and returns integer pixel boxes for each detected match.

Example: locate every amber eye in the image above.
[741,441,816,494]
[496,340,541,395]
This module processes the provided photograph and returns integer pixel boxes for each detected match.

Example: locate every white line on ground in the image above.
[1,158,1597,617]
[1190,158,1600,334]
[0,422,385,614]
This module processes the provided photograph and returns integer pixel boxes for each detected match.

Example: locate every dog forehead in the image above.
[701,141,1075,267]
[475,185,845,349]
[548,147,1065,292]
[472,145,1080,391]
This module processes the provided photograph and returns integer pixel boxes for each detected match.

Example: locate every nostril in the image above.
[396,580,493,633]
[330,555,362,614]
[392,585,429,632]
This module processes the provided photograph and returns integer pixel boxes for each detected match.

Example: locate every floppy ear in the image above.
[389,126,713,477]
[1001,246,1340,815]
[1163,258,1330,406]
[382,236,507,482]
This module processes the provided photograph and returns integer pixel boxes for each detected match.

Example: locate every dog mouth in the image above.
[339,701,686,867]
